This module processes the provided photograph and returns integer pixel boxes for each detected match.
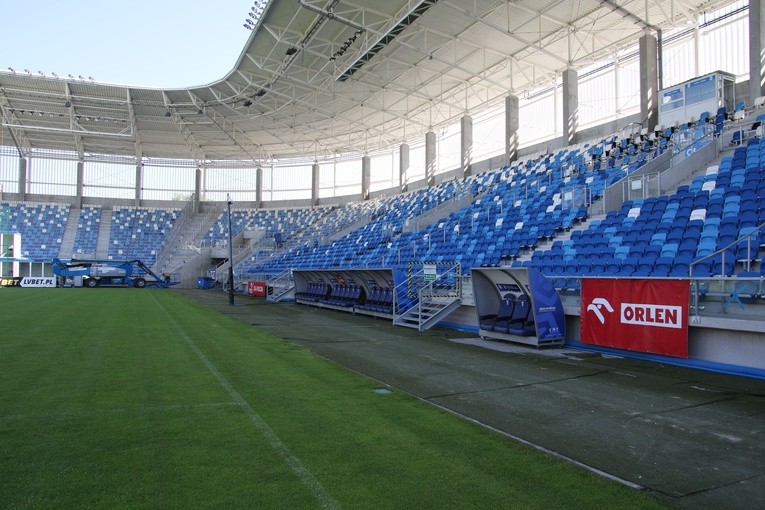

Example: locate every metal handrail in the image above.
[689,220,765,277]
[265,269,294,303]
[688,220,765,316]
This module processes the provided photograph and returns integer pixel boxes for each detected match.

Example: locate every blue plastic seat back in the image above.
[510,294,531,323]
[496,294,516,319]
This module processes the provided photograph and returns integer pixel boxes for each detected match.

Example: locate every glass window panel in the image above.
[85,161,135,199]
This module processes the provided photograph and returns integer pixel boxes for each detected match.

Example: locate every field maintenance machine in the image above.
[51,258,177,288]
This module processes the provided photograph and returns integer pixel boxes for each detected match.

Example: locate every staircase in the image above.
[403,191,475,233]
[392,264,462,331]
[393,294,461,331]
[155,203,223,274]
[514,211,606,262]
[57,207,81,258]
[95,206,112,259]
[266,269,295,302]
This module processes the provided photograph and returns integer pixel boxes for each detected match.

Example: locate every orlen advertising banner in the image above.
[247,281,267,297]
[581,278,689,358]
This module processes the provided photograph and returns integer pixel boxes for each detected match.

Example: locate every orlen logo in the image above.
[586,297,614,325]
[620,302,682,329]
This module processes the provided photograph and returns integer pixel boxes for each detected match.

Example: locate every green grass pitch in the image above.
[0,289,665,508]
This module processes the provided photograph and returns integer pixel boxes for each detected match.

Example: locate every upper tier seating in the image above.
[527,137,765,284]
[0,202,70,261]
[204,206,332,248]
[72,206,102,256]
[245,128,665,275]
[108,206,180,266]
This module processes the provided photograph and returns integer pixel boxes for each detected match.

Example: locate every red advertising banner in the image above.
[247,281,267,297]
[581,279,689,358]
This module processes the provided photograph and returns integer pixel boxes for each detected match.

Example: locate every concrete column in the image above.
[134,164,142,207]
[18,157,27,200]
[505,95,519,163]
[750,0,765,101]
[361,155,371,200]
[562,68,578,145]
[194,167,202,213]
[76,161,84,209]
[639,32,659,130]
[460,115,473,177]
[425,130,436,187]
[399,143,410,192]
[312,162,320,206]
[256,166,263,208]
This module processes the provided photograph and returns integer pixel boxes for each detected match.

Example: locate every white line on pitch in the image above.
[152,295,340,510]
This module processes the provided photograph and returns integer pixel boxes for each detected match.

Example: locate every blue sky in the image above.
[0,1,253,88]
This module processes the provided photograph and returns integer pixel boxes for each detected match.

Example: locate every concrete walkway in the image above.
[181,290,765,509]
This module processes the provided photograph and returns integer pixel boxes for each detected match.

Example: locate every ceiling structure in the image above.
[0,0,738,166]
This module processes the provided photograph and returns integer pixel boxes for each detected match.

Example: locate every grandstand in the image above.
[2,0,765,507]
[1,0,764,378]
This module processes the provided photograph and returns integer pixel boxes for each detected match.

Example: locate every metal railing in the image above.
[550,274,765,321]
[266,269,294,302]
[151,193,196,273]
[688,221,765,316]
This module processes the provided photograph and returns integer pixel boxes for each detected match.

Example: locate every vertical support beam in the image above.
[505,95,519,163]
[361,155,371,200]
[256,166,263,208]
[750,0,765,101]
[312,162,320,206]
[425,130,436,187]
[18,157,27,200]
[399,143,410,192]
[562,68,578,145]
[194,167,202,213]
[135,163,143,208]
[639,32,659,130]
[460,115,473,177]
[76,160,84,209]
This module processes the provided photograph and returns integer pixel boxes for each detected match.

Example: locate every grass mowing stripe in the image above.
[0,402,237,423]
[151,293,341,510]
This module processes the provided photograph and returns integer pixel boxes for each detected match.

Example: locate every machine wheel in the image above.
[84,278,98,288]
[134,278,146,288]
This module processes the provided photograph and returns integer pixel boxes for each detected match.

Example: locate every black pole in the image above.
[227,194,235,306]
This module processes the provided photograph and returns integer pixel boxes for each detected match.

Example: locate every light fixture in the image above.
[64,100,72,108]
[7,67,14,73]
[243,100,253,107]
[164,111,172,117]
[286,47,298,56]
[244,0,267,30]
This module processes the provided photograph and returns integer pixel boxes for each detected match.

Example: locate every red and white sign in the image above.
[581,279,689,358]
[247,281,267,297]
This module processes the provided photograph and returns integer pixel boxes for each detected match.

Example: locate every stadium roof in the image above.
[0,0,736,165]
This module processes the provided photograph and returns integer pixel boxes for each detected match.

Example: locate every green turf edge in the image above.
[0,289,666,509]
